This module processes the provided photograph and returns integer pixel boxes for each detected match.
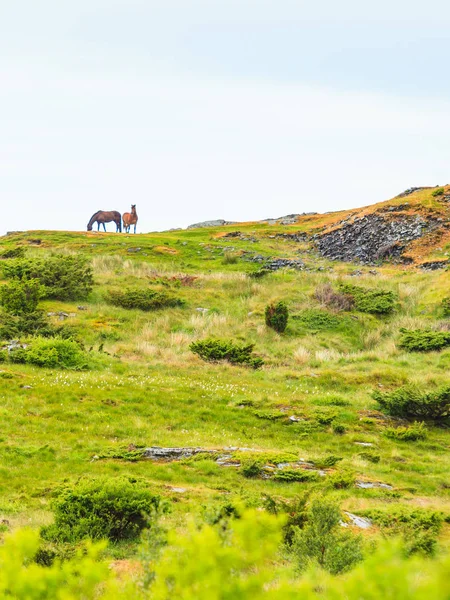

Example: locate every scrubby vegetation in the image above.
[398,328,450,352]
[190,338,264,368]
[339,283,397,314]
[374,385,450,420]
[107,288,184,311]
[42,477,163,543]
[0,203,448,598]
[2,255,93,300]
[265,301,289,333]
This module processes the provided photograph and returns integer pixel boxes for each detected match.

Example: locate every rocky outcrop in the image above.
[187,219,236,229]
[315,213,439,264]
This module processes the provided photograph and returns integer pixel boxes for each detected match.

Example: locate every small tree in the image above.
[292,499,363,574]
[265,302,288,333]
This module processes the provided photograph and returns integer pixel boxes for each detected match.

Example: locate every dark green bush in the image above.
[333,424,346,435]
[3,255,93,300]
[265,301,288,333]
[339,283,397,315]
[432,187,445,197]
[398,329,450,352]
[442,297,450,317]
[314,455,342,468]
[0,279,43,315]
[248,268,270,279]
[328,471,355,489]
[358,452,380,463]
[190,338,263,368]
[107,288,183,311]
[373,385,450,420]
[273,469,319,483]
[385,422,427,441]
[291,499,363,574]
[0,246,26,259]
[242,462,263,479]
[41,477,163,543]
[0,311,57,340]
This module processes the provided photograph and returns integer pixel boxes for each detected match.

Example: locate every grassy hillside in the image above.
[0,188,449,595]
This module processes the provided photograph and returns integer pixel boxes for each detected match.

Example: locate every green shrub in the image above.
[333,423,346,435]
[8,338,91,370]
[273,469,319,483]
[398,328,450,352]
[107,288,183,311]
[314,455,342,469]
[242,461,262,479]
[358,452,381,463]
[0,246,26,259]
[329,471,355,489]
[3,255,93,300]
[443,297,450,317]
[374,385,450,420]
[360,507,443,556]
[339,283,397,314]
[0,279,43,315]
[41,477,163,543]
[291,499,363,574]
[265,301,288,333]
[313,409,337,425]
[248,268,270,279]
[432,187,445,196]
[0,310,56,340]
[385,421,427,441]
[293,309,342,330]
[0,350,7,363]
[190,338,264,368]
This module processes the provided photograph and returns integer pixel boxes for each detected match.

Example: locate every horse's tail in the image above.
[113,211,122,233]
[87,211,101,230]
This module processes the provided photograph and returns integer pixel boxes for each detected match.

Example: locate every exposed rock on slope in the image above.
[315,213,436,263]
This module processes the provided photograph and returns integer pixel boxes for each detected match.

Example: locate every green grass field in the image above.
[0,191,449,595]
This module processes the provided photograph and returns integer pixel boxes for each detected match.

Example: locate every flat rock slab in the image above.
[142,447,218,460]
[343,512,372,529]
[355,480,393,490]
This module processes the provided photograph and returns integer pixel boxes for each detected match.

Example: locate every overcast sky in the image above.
[2,1,450,235]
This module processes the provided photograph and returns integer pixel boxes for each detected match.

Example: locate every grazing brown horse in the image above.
[87,210,122,232]
[123,204,138,234]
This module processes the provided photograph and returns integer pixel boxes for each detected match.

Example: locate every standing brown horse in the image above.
[123,205,138,233]
[87,210,122,232]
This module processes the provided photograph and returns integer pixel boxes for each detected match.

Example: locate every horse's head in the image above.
[87,224,93,231]
[131,204,136,210]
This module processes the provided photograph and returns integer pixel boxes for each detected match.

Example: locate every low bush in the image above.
[443,297,450,317]
[3,255,93,300]
[398,329,450,352]
[358,452,381,463]
[314,455,342,468]
[222,253,239,265]
[41,476,163,543]
[8,338,91,370]
[373,385,450,420]
[242,462,262,479]
[360,507,443,556]
[339,283,397,315]
[190,338,264,368]
[248,268,270,279]
[328,471,355,489]
[265,301,288,333]
[385,421,427,441]
[0,246,26,259]
[291,498,363,574]
[333,424,346,435]
[314,283,354,311]
[0,279,43,315]
[107,288,184,311]
[273,469,319,483]
[432,187,445,197]
[0,310,58,340]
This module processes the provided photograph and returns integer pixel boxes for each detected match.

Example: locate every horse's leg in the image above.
[97,222,100,231]
[134,223,136,234]
[103,223,106,232]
